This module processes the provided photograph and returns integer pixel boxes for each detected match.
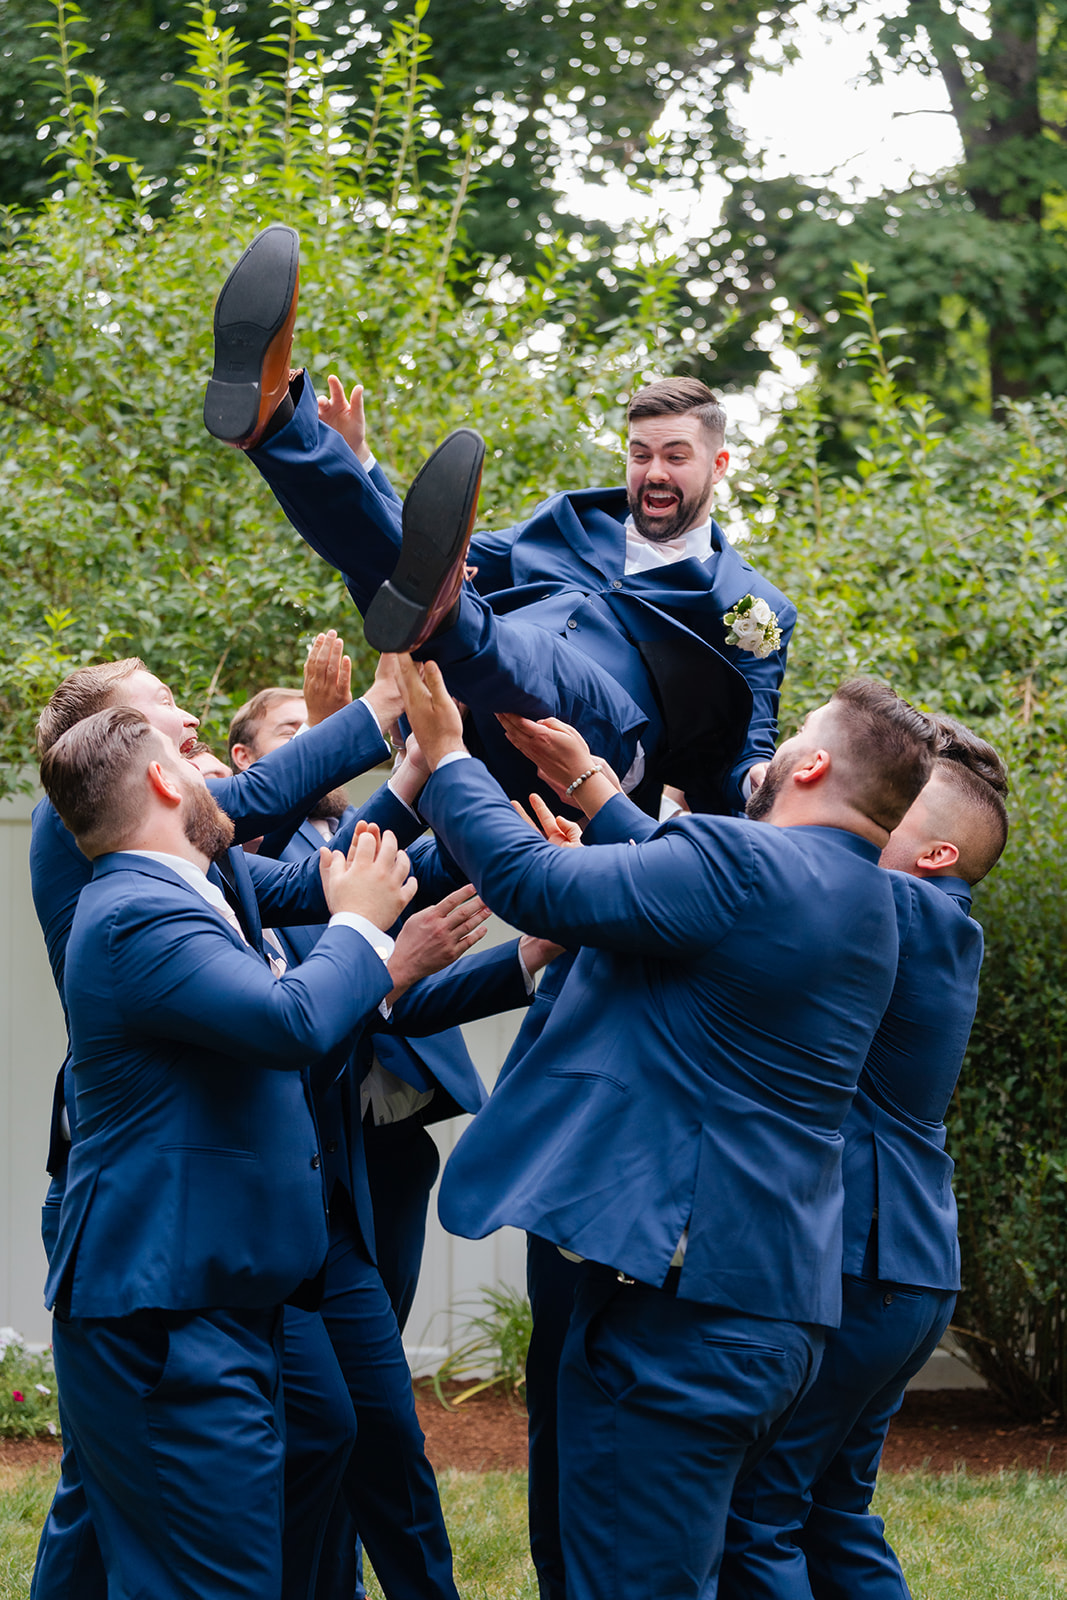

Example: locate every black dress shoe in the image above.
[363,429,485,652]
[204,224,300,448]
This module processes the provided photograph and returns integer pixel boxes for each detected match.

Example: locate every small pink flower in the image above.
[11,1390,24,1403]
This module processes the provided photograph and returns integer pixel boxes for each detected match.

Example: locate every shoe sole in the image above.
[204,224,300,445]
[364,429,485,652]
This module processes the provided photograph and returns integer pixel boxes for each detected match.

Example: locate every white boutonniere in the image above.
[724,594,782,659]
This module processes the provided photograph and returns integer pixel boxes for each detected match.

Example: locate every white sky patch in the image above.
[557,5,964,235]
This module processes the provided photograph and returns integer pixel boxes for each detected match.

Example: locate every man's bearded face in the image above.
[179,768,236,862]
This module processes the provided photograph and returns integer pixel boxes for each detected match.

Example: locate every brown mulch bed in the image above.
[3,1387,1064,1478]
[880,1389,1067,1474]
[411,1382,1067,1477]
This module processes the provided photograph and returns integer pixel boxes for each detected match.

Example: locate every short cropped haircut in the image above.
[36,658,146,757]
[39,706,164,859]
[227,687,303,765]
[828,678,939,835]
[927,714,1009,883]
[627,377,727,445]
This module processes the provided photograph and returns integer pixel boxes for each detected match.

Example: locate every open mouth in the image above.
[180,734,199,757]
[642,489,680,515]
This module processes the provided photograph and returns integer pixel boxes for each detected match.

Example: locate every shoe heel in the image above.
[364,582,431,653]
[203,377,261,444]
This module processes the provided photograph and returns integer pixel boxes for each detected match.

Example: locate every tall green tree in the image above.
[707,1,1067,417]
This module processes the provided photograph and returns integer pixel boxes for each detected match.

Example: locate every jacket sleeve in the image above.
[723,597,797,810]
[244,851,330,927]
[421,758,750,957]
[387,937,532,1036]
[206,699,388,845]
[108,897,393,1068]
[582,791,660,846]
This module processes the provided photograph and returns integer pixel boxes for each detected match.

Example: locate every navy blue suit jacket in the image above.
[427,765,901,1328]
[272,817,531,1257]
[841,872,982,1291]
[30,697,388,1008]
[464,487,796,811]
[31,703,396,1183]
[252,389,795,815]
[47,854,395,1318]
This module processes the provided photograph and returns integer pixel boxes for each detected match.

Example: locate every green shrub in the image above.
[0,1332,60,1441]
[0,1,690,788]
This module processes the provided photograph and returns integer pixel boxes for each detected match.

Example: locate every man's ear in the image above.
[916,839,960,873]
[792,748,831,787]
[146,760,183,807]
[229,743,254,771]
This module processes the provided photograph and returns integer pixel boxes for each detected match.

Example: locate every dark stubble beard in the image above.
[626,465,716,545]
[182,778,237,862]
[744,752,793,822]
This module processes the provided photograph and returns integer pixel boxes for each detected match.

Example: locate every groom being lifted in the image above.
[204,224,795,817]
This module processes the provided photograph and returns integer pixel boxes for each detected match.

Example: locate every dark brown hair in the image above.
[36,658,146,756]
[39,706,164,858]
[227,686,303,765]
[829,678,939,834]
[627,377,727,444]
[927,714,1009,883]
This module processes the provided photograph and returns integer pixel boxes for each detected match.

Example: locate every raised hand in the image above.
[318,375,371,462]
[396,655,466,770]
[385,884,491,997]
[512,794,583,848]
[319,822,416,931]
[304,629,353,725]
[496,712,622,804]
[362,652,405,743]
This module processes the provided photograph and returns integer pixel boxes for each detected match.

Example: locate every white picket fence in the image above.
[0,771,979,1387]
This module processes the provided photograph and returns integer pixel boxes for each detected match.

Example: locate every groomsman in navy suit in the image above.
[226,681,553,1600]
[718,718,1009,1600]
[29,648,417,1600]
[36,706,418,1600]
[203,224,795,818]
[395,656,938,1600]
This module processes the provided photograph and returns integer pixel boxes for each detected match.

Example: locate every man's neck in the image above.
[766,799,889,850]
[119,830,212,875]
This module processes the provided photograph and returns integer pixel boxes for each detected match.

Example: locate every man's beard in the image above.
[182,779,236,862]
[744,752,793,822]
[308,786,350,822]
[627,469,715,545]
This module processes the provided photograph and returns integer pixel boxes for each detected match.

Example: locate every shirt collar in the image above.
[112,849,225,912]
[623,514,714,572]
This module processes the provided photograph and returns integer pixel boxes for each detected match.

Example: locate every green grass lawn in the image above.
[1,1460,1064,1598]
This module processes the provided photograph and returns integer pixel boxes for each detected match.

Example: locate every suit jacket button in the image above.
[311,1153,322,1169]
[325,1140,338,1154]
[882,1292,894,1306]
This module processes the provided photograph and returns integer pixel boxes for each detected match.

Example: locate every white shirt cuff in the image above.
[328,912,394,965]
[363,450,377,473]
[742,769,756,802]
[386,776,422,823]
[436,749,472,770]
[517,945,536,995]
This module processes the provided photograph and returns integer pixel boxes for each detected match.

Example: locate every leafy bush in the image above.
[0,0,690,789]
[0,1330,60,1441]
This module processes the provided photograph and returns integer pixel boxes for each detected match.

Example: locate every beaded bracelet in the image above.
[564,763,603,797]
